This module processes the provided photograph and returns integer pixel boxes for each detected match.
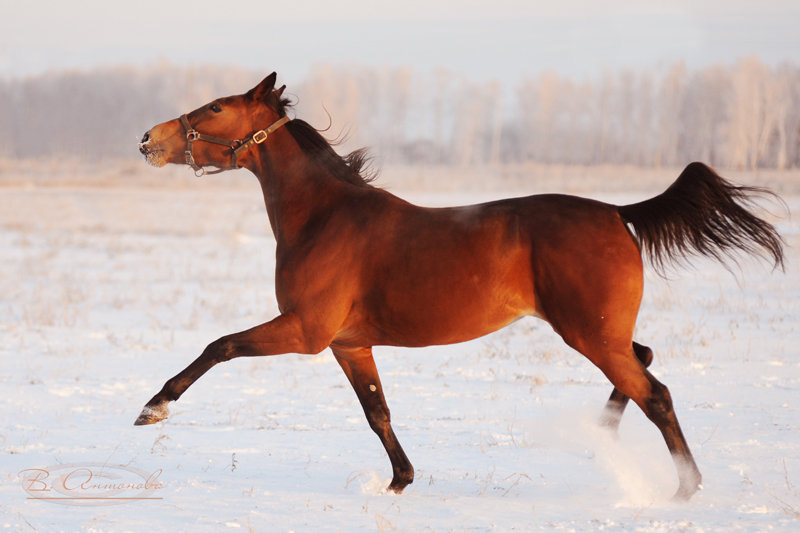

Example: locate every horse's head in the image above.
[138,72,288,175]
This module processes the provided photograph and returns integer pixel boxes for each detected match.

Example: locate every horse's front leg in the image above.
[134,312,324,425]
[332,345,414,493]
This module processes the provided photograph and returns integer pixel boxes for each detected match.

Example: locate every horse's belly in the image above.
[340,275,535,348]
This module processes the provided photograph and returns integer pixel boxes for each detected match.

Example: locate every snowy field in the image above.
[1,164,798,531]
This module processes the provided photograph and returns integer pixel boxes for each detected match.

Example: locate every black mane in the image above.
[278,98,376,187]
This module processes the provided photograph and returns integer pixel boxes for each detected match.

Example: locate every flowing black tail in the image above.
[618,162,785,273]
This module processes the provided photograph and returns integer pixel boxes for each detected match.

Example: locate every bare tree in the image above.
[653,62,686,168]
[1,60,797,169]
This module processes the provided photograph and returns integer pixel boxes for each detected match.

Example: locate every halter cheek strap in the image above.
[232,115,291,162]
[180,114,290,177]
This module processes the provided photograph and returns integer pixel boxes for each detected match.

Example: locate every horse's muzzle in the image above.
[138,132,151,155]
[138,131,167,167]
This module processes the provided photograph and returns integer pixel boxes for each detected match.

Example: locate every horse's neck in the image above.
[251,140,345,245]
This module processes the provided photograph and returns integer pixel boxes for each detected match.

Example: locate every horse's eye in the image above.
[210,103,222,113]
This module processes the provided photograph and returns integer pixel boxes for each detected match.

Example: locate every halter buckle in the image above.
[186,130,200,141]
[252,130,268,144]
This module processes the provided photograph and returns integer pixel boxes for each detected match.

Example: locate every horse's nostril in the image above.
[139,132,152,155]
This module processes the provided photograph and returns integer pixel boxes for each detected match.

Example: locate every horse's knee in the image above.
[206,333,267,361]
[366,406,392,436]
[206,336,239,362]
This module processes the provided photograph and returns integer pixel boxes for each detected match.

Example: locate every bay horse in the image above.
[136,73,784,500]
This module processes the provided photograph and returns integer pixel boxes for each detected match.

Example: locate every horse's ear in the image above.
[247,72,277,101]
[276,85,286,98]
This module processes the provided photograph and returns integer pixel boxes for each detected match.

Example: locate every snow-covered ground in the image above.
[1,170,798,531]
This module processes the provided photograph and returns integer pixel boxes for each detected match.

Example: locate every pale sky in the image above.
[2,0,799,81]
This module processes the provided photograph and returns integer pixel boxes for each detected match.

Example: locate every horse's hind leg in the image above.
[588,344,702,500]
[331,345,414,493]
[600,341,653,432]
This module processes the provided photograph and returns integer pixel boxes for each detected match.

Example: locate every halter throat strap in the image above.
[180,114,290,177]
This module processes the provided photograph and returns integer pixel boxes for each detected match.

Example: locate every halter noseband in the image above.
[180,114,290,176]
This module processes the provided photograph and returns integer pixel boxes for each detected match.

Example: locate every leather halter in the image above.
[180,114,290,176]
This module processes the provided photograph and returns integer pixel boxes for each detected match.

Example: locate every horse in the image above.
[136,72,784,500]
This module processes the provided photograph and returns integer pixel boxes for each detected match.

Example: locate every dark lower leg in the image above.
[134,346,223,425]
[642,378,702,500]
[595,350,701,501]
[333,347,414,493]
[135,313,309,425]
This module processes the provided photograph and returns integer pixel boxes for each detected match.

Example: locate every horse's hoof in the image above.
[134,403,169,425]
[672,482,702,502]
[387,471,414,494]
[599,410,622,434]
[387,483,405,494]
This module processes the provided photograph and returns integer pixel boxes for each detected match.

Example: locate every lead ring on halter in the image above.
[179,114,290,177]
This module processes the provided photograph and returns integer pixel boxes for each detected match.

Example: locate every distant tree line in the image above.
[1,58,798,169]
